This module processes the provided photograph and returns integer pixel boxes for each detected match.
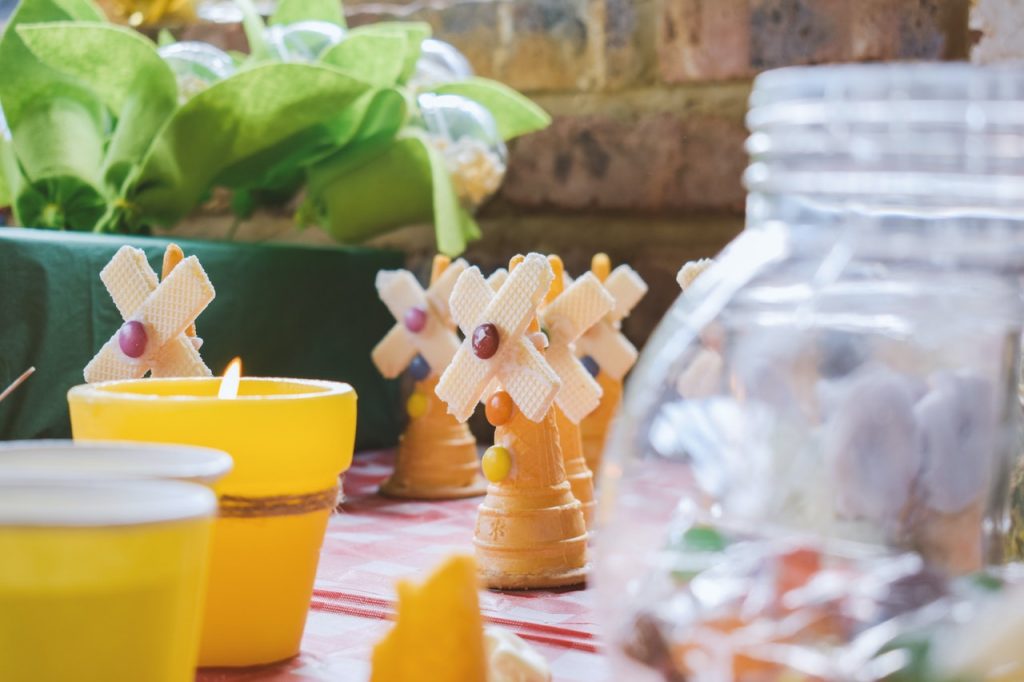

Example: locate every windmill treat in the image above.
[83,245,215,383]
[373,256,485,500]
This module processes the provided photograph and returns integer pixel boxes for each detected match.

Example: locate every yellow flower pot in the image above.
[68,377,357,667]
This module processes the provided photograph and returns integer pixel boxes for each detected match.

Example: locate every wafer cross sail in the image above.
[83,245,215,383]
[372,258,469,379]
[575,262,648,381]
[436,253,560,423]
[538,256,614,424]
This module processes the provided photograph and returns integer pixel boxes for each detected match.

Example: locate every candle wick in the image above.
[0,367,36,403]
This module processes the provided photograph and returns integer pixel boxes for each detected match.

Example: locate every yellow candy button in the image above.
[482,446,512,482]
[406,392,428,419]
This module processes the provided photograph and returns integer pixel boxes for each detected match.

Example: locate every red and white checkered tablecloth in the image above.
[197,451,609,682]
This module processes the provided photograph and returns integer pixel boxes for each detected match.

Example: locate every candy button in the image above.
[482,446,512,482]
[472,323,499,359]
[409,355,431,381]
[485,391,515,426]
[406,392,429,419]
[118,320,148,359]
[581,355,600,378]
[404,306,428,333]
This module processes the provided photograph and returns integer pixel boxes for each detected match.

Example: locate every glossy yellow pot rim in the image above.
[68,377,355,403]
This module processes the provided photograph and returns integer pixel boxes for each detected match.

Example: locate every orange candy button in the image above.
[485,391,515,426]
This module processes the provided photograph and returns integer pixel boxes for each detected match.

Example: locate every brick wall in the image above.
[176,0,970,343]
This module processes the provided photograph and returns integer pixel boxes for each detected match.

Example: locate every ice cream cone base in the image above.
[581,372,622,475]
[474,410,588,590]
[553,406,596,528]
[380,378,486,500]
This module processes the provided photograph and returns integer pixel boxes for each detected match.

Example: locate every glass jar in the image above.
[597,63,1024,682]
[417,92,508,210]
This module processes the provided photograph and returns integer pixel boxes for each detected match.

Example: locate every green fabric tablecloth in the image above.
[0,228,404,449]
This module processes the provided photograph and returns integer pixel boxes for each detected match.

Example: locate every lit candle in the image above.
[217,357,242,400]
[67,366,357,668]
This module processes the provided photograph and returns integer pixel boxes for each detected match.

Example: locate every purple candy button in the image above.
[404,307,428,334]
[118,320,148,359]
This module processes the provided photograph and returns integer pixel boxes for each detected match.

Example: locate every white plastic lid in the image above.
[0,440,232,484]
[0,479,216,527]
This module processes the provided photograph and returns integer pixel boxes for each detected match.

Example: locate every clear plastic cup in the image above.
[0,479,216,682]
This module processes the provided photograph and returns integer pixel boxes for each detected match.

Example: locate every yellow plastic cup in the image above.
[0,479,215,682]
[68,377,357,667]
[0,440,233,485]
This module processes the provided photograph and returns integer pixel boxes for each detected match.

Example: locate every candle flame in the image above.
[218,358,242,399]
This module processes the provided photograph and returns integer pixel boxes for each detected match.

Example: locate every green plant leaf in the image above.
[349,88,407,148]
[17,22,178,192]
[50,0,106,19]
[357,21,430,82]
[16,175,107,231]
[460,208,481,240]
[306,125,477,256]
[9,97,106,230]
[216,86,403,191]
[270,0,345,28]
[0,138,11,208]
[414,132,464,256]
[320,30,406,86]
[157,28,175,46]
[17,23,174,119]
[230,188,255,219]
[306,136,433,244]
[0,0,105,129]
[234,0,271,62]
[11,97,105,184]
[432,77,551,140]
[0,0,109,230]
[300,88,408,202]
[133,63,374,227]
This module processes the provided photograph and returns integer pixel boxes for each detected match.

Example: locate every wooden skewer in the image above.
[545,255,565,304]
[430,254,451,286]
[0,366,35,403]
[592,253,611,282]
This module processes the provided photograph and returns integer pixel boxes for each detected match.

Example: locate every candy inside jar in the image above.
[264,20,346,62]
[618,526,1024,682]
[158,42,236,103]
[417,93,507,210]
